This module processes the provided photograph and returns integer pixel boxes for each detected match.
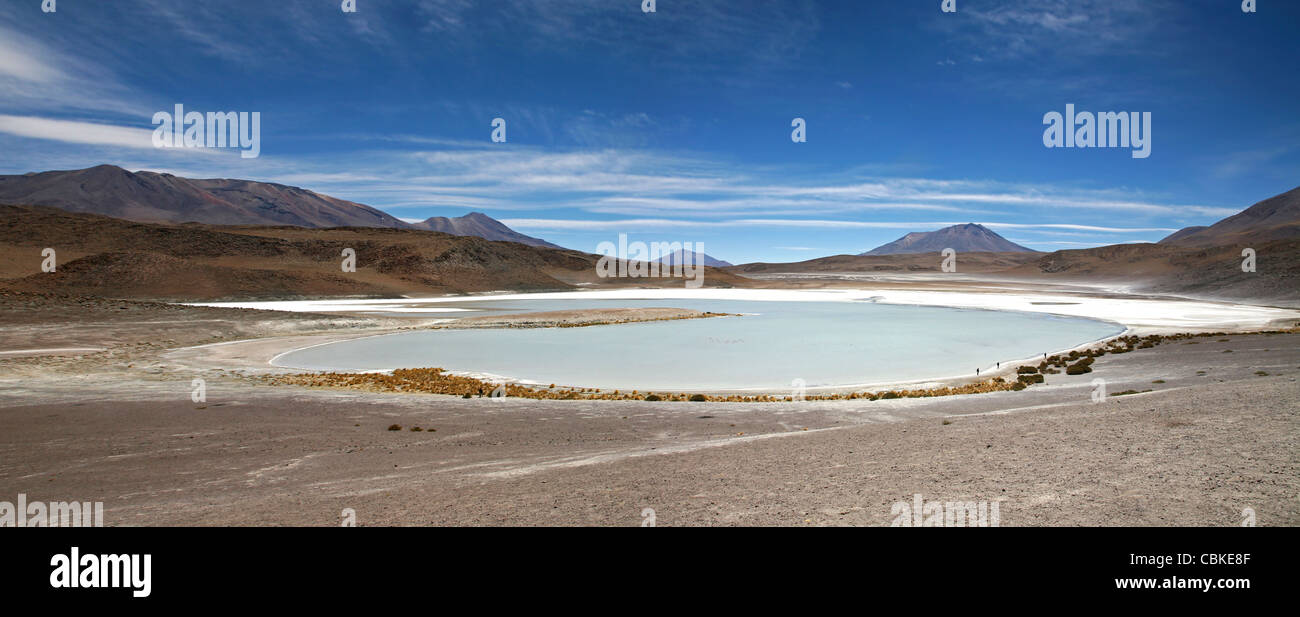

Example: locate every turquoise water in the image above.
[272,299,1123,391]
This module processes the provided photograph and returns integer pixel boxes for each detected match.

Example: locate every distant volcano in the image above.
[408,212,560,249]
[861,223,1037,255]
[657,249,733,268]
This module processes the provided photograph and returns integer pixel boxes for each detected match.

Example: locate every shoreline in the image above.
[191,286,1300,333]
[5,329,1296,526]
[3,288,1296,526]
[263,330,1293,403]
[173,286,1300,397]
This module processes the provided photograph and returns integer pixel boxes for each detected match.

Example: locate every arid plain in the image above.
[2,176,1298,526]
[1,277,1296,526]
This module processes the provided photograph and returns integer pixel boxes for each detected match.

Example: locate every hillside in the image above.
[0,165,566,249]
[0,165,409,228]
[1160,185,1300,248]
[1005,240,1300,305]
[0,205,750,301]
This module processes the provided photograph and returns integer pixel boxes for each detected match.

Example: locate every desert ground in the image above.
[1,278,1297,527]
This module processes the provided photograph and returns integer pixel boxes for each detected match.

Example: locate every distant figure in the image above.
[976,368,980,376]
[997,362,1000,369]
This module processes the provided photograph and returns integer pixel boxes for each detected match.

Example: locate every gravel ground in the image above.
[1,325,1295,526]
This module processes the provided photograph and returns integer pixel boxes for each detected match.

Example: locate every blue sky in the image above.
[1,0,1297,263]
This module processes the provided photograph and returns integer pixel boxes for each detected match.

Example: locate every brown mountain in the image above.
[861,223,1037,255]
[1005,185,1300,305]
[1159,185,1300,247]
[409,212,560,249]
[729,251,1040,275]
[0,165,410,228]
[0,204,748,301]
[731,186,1300,305]
[0,165,568,249]
[1005,239,1300,305]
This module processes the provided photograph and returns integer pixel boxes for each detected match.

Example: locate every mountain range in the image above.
[0,204,748,301]
[0,165,556,248]
[861,223,1037,255]
[2,164,1296,304]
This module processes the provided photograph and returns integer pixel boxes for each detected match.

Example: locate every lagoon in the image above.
[270,298,1124,391]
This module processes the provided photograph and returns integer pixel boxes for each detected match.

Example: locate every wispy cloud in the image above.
[0,115,155,150]
[0,22,139,116]
[937,0,1179,61]
[501,218,1177,234]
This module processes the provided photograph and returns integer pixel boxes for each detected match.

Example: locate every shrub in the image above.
[644,394,662,401]
[1017,366,1039,374]
[688,394,708,402]
[387,424,402,431]
[1017,374,1044,385]
[1065,362,1092,375]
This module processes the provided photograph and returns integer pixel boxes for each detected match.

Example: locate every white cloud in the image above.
[0,115,157,149]
[502,217,1177,234]
[0,22,140,116]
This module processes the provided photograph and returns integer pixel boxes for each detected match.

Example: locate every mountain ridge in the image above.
[1160,185,1300,247]
[861,223,1037,255]
[408,212,560,249]
[0,165,563,249]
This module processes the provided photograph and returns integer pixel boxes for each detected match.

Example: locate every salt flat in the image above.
[194,287,1300,334]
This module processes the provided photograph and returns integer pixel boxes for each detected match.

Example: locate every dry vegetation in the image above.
[266,368,1029,402]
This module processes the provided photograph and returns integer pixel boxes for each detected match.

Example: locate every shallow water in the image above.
[272,298,1124,390]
